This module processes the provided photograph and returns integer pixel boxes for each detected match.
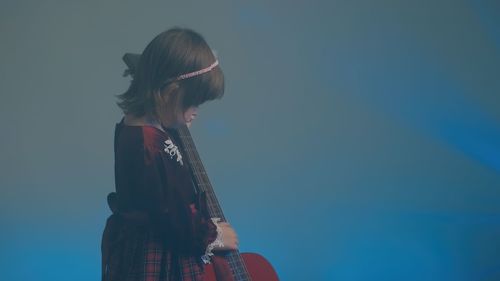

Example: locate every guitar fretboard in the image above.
[177,126,251,281]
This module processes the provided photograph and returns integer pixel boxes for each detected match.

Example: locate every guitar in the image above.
[123,53,279,281]
[177,125,279,281]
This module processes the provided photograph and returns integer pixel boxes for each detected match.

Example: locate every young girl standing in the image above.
[101,27,238,281]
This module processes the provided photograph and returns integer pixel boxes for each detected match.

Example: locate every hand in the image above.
[215,222,239,251]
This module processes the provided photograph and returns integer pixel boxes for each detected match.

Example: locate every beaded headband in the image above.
[164,60,219,84]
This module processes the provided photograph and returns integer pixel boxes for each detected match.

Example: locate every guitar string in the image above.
[179,129,249,280]
[179,128,250,281]
[177,127,251,281]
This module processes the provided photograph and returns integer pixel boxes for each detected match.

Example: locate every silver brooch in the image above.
[163,139,183,166]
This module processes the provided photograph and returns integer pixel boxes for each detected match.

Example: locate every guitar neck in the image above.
[176,126,226,220]
[176,126,251,281]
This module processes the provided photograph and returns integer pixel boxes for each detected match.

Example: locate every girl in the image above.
[101,27,238,281]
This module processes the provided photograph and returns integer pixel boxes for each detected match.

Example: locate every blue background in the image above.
[1,1,499,280]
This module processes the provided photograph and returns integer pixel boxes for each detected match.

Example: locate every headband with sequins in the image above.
[164,60,219,84]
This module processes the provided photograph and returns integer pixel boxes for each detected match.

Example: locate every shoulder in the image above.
[142,126,168,152]
[143,127,186,167]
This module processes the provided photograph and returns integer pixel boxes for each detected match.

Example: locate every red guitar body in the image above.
[204,253,280,281]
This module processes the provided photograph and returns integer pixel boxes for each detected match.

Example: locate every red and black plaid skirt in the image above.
[102,215,206,281]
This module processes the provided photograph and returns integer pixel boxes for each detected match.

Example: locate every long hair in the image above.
[117,27,224,125]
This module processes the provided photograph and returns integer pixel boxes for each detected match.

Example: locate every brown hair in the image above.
[117,27,224,126]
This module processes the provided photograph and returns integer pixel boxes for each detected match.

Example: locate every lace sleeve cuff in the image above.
[201,217,224,264]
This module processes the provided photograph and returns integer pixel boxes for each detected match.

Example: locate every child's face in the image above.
[180,106,198,128]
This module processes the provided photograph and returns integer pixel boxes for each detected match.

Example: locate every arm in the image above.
[142,143,227,256]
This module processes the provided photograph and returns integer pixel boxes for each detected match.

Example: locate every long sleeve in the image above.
[109,120,221,280]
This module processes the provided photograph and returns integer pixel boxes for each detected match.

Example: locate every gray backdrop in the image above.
[1,1,500,280]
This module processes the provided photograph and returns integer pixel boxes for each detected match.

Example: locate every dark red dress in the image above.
[101,118,218,281]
